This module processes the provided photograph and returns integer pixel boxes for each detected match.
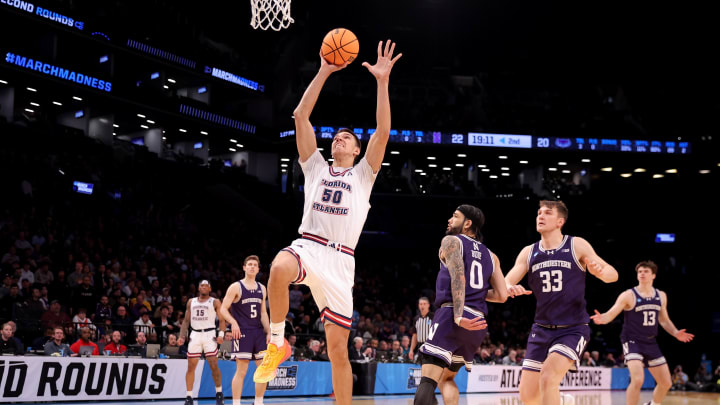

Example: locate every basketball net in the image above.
[250,0,294,31]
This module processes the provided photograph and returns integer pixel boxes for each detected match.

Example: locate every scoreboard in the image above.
[280,127,691,154]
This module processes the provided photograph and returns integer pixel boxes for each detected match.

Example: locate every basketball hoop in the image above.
[250,0,294,31]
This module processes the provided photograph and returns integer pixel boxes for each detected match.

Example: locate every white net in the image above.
[250,0,295,31]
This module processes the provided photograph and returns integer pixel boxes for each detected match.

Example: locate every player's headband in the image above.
[199,280,210,286]
[456,204,485,241]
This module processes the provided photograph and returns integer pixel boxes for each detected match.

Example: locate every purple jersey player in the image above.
[505,200,618,405]
[414,205,508,405]
[591,260,693,405]
[219,255,270,405]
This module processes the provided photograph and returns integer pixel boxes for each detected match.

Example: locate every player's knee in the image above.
[519,379,538,403]
[327,343,349,363]
[655,374,671,390]
[269,257,297,283]
[539,369,561,391]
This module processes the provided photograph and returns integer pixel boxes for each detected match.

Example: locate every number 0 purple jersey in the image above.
[434,234,495,315]
[621,288,661,342]
[230,280,264,330]
[527,235,589,325]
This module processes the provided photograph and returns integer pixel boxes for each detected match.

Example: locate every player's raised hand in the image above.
[507,284,532,298]
[362,40,402,82]
[674,329,694,343]
[318,50,348,74]
[590,309,608,325]
[230,322,242,340]
[458,316,487,331]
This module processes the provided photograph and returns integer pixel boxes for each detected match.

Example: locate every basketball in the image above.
[321,28,359,65]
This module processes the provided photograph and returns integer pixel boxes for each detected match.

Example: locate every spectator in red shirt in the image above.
[104,330,127,355]
[70,327,99,355]
[41,300,71,330]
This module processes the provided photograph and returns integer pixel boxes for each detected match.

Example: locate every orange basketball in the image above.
[321,28,359,66]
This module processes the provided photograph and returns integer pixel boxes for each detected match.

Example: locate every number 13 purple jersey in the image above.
[434,234,495,315]
[527,235,589,325]
[621,288,661,342]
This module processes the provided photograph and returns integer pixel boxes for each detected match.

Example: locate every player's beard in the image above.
[445,223,462,236]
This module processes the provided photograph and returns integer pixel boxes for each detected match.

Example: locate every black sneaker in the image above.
[184,397,193,405]
[216,391,224,405]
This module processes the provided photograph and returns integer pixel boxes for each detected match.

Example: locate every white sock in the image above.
[254,398,264,405]
[216,386,222,393]
[186,391,193,397]
[233,400,241,405]
[270,322,285,347]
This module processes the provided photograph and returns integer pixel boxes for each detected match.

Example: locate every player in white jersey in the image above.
[178,280,226,405]
[253,40,402,405]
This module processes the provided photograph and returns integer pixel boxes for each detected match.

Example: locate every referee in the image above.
[409,297,433,363]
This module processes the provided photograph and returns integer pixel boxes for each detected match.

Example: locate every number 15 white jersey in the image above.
[189,297,216,330]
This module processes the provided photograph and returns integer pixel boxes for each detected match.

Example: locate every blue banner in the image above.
[373,363,468,394]
[610,368,657,390]
[198,360,333,398]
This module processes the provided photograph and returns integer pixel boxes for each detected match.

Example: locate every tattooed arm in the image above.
[440,235,486,331]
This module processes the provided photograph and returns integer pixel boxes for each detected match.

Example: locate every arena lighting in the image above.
[601,167,613,172]
[229,148,236,152]
[548,168,557,171]
[179,104,256,134]
[381,162,390,166]
[634,168,646,172]
[499,155,508,159]
[72,96,82,101]
[127,39,197,69]
[30,102,39,106]
[140,125,149,129]
[501,167,509,171]
[162,136,167,140]
[280,158,290,162]
[24,108,34,113]
[455,163,464,167]
[163,85,169,89]
[581,158,591,163]
[179,128,187,133]
[653,174,664,178]
[457,153,466,157]
[147,120,155,124]
[489,175,498,179]
[427,156,436,160]
[229,139,237,143]
[99,55,109,63]
[74,110,83,118]
[137,114,146,118]
[281,164,288,167]
[150,72,160,80]
[558,162,567,166]
[665,169,677,173]
[562,170,571,174]
[481,168,490,172]
[198,87,207,94]
[428,164,437,168]
[52,101,62,106]
[414,169,423,173]
[620,173,632,178]
[237,144,243,148]
[281,169,287,173]
[27,87,37,92]
[501,173,510,176]
[699,169,711,174]
[167,78,176,83]
[443,167,451,171]
[519,160,528,164]
[0,79,7,84]
[317,148,324,151]
[420,173,427,176]
[478,164,486,168]
[113,124,119,128]
[201,131,208,135]
[390,151,400,155]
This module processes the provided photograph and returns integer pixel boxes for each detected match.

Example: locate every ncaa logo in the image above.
[407,368,422,389]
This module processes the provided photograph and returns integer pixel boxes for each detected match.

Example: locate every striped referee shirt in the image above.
[413,313,433,344]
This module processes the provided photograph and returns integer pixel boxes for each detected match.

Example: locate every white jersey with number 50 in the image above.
[189,297,216,330]
[298,149,378,249]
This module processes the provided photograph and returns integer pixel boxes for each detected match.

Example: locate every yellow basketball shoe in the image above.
[253,339,291,383]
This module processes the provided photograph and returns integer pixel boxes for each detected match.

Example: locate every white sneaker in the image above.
[561,394,575,405]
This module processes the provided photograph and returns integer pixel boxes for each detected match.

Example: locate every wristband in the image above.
[218,330,225,338]
[454,317,462,326]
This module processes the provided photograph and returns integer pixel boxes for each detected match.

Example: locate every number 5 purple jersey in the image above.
[230,281,264,330]
[527,235,589,325]
[434,234,495,314]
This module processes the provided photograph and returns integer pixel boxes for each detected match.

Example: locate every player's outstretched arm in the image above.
[504,245,533,297]
[220,283,242,340]
[294,52,349,162]
[177,299,192,346]
[363,40,402,173]
[590,290,632,325]
[486,253,509,303]
[658,291,694,343]
[575,237,618,283]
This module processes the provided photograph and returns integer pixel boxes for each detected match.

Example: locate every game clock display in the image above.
[301,127,691,154]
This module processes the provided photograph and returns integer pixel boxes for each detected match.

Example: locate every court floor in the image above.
[43,391,720,404]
